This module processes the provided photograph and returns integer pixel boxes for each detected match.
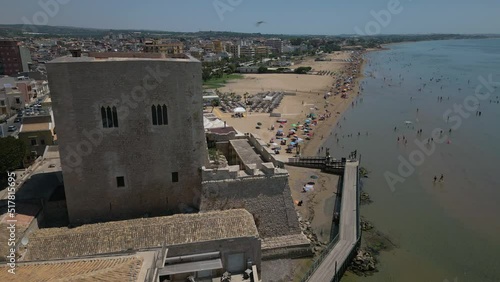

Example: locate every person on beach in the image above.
[434,176,437,183]
[440,174,444,182]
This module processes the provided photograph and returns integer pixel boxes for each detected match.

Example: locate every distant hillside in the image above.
[0,24,497,42]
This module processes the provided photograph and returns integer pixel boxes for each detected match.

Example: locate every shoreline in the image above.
[301,54,368,156]
[210,51,373,280]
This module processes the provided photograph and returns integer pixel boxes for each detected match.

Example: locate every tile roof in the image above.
[25,209,258,261]
[0,256,144,281]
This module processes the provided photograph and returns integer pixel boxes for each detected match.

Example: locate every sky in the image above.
[1,0,499,35]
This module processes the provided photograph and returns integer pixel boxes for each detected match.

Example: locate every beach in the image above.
[215,51,365,160]
[211,50,367,280]
[327,39,500,282]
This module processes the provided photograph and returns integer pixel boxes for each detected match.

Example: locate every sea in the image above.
[324,39,500,282]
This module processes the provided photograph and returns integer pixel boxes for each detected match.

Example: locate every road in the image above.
[0,113,21,138]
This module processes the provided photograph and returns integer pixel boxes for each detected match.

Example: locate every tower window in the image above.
[101,106,119,128]
[116,176,125,187]
[152,104,168,125]
[172,172,178,183]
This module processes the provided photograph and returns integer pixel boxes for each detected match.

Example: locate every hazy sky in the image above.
[1,0,499,35]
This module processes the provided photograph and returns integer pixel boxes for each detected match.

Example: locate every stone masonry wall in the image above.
[201,175,301,238]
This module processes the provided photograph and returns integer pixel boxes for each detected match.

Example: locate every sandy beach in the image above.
[211,51,366,246]
[212,50,367,281]
[215,51,365,159]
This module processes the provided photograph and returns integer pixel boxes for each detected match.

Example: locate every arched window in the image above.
[151,105,157,125]
[162,104,168,125]
[151,104,169,126]
[112,106,118,127]
[101,105,119,128]
[101,106,108,128]
[106,106,113,126]
[157,104,163,125]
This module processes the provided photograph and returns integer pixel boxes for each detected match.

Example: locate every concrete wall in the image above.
[201,175,301,238]
[247,133,284,168]
[47,57,208,224]
[166,236,261,274]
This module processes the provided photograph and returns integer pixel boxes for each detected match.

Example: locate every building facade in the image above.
[18,114,55,165]
[240,46,255,58]
[143,40,184,54]
[225,44,240,58]
[0,40,31,75]
[212,40,224,53]
[0,84,22,116]
[47,52,208,224]
[265,38,284,54]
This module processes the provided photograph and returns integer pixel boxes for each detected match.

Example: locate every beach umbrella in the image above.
[277,118,287,123]
[233,107,246,113]
[257,122,262,126]
[310,175,319,179]
[291,123,297,127]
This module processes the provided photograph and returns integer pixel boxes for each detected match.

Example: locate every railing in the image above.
[299,233,341,282]
[299,161,362,282]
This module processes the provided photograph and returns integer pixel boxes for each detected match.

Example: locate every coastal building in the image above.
[226,43,241,58]
[18,114,56,165]
[46,51,208,224]
[240,45,255,58]
[200,132,311,258]
[255,46,271,57]
[0,76,37,106]
[265,38,284,54]
[15,209,261,281]
[0,82,22,116]
[143,40,184,54]
[0,39,32,75]
[237,66,260,73]
[213,40,225,53]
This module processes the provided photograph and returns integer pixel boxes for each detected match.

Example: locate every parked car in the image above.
[14,118,22,123]
[8,125,17,132]
[17,112,23,117]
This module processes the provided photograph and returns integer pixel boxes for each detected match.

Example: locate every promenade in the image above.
[307,161,359,282]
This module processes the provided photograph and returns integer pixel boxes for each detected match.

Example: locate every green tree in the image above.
[228,64,236,74]
[294,67,312,74]
[202,67,212,81]
[210,99,219,113]
[258,66,268,73]
[0,137,26,187]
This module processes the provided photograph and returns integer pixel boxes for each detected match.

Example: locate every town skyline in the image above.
[1,0,500,35]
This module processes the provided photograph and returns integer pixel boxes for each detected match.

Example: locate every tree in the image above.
[202,67,212,81]
[294,67,312,74]
[210,99,219,113]
[0,137,26,187]
[227,64,236,74]
[258,66,268,73]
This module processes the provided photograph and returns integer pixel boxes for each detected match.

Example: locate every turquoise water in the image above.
[326,39,500,282]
